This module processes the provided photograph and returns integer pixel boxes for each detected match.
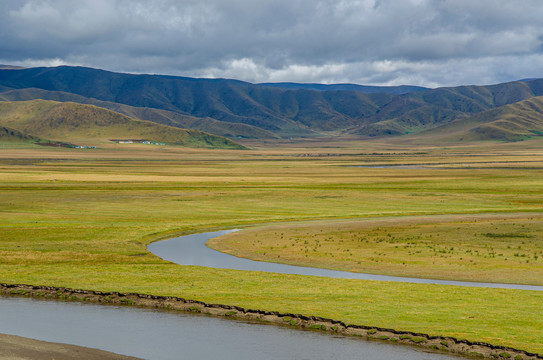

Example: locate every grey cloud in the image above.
[1,0,543,86]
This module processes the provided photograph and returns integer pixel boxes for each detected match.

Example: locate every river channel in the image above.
[0,296,465,360]
[4,229,538,359]
[147,230,543,291]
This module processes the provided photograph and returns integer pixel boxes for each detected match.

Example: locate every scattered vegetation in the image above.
[210,214,543,285]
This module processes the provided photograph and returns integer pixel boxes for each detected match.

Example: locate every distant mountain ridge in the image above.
[0,87,279,139]
[0,65,26,70]
[257,82,429,94]
[1,65,543,141]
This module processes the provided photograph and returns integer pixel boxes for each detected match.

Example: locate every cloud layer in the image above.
[2,0,543,87]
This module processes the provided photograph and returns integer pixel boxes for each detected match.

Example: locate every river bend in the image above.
[147,230,543,291]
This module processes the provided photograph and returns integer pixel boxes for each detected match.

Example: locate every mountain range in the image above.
[1,65,543,142]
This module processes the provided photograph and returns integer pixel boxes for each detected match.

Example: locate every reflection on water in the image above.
[0,296,466,360]
[148,230,543,291]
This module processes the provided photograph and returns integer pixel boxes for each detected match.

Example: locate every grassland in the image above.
[1,138,543,354]
[210,213,543,285]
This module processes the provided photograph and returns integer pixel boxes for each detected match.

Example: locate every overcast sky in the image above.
[1,0,543,87]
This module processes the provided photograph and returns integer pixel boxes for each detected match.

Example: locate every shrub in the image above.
[411,336,427,343]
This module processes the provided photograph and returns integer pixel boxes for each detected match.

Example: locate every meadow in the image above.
[210,213,543,285]
[1,139,543,354]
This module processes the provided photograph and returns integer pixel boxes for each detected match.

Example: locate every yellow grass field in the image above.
[1,138,543,354]
[210,213,543,285]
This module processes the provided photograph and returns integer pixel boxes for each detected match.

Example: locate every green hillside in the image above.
[0,100,244,149]
[0,88,279,139]
[418,96,543,142]
[349,80,543,136]
[0,125,39,142]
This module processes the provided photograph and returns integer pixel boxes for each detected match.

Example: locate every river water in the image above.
[4,229,536,359]
[147,230,543,291]
[0,296,465,360]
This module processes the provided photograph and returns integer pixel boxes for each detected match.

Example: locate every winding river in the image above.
[147,230,543,291]
[0,296,464,360]
[3,229,538,359]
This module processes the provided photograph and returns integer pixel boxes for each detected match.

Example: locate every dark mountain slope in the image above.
[0,66,395,136]
[0,88,278,139]
[258,82,429,94]
[2,66,543,139]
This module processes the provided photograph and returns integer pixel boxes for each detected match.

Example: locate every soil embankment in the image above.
[2,283,541,360]
[0,333,140,360]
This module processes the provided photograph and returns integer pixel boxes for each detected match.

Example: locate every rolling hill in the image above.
[0,66,397,136]
[0,125,40,142]
[0,88,279,139]
[420,96,543,142]
[0,100,244,149]
[348,80,543,137]
[1,65,543,140]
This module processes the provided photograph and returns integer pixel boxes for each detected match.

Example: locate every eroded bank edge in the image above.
[1,283,541,360]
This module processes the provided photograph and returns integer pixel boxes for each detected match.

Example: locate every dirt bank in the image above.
[0,333,140,360]
[2,283,541,360]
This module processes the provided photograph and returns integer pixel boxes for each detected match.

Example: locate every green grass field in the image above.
[1,139,543,354]
[210,213,543,285]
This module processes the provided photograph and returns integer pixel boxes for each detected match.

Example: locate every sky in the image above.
[1,0,543,88]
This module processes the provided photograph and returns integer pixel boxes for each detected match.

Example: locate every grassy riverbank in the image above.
[209,213,543,285]
[1,139,543,354]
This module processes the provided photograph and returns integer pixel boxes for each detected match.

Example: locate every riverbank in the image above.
[151,228,543,290]
[2,283,541,360]
[0,333,140,360]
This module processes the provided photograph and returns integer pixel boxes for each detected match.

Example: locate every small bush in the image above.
[10,289,29,296]
[411,336,427,343]
[120,298,134,305]
[309,324,326,331]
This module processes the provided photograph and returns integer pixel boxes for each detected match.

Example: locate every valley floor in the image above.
[1,137,542,355]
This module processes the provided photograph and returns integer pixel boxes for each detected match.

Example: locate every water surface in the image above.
[147,230,543,291]
[0,296,465,360]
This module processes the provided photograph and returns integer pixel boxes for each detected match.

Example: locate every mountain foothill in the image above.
[1,65,543,145]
